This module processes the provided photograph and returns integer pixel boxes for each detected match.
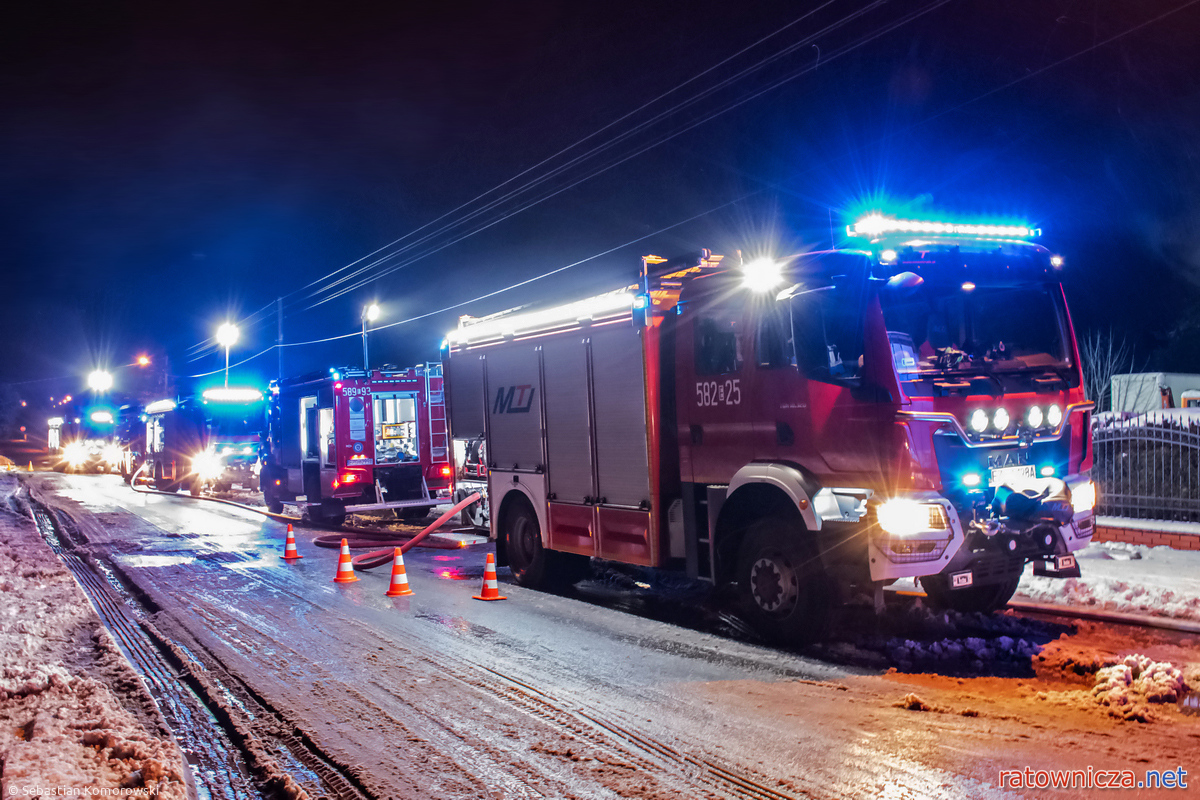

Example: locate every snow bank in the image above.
[0,477,187,797]
[1016,541,1200,622]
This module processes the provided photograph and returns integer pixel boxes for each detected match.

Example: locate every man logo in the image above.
[493,385,535,414]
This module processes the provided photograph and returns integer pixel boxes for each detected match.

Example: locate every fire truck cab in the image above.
[445,214,1096,645]
[262,365,452,526]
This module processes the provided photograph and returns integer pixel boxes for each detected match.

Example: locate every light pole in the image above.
[87,369,113,392]
[362,304,380,370]
[216,323,239,387]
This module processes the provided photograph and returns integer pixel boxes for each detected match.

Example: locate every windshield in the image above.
[880,282,1070,377]
[206,405,265,439]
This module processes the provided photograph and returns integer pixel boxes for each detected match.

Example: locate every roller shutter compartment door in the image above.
[483,343,543,472]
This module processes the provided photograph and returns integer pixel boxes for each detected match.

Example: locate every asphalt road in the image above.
[22,471,1200,800]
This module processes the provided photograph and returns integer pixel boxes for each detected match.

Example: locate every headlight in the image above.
[968,408,989,433]
[1071,481,1096,515]
[1047,404,1063,427]
[102,445,123,466]
[877,499,948,537]
[993,408,1010,431]
[221,446,234,456]
[64,442,88,466]
[192,452,224,481]
[242,445,254,455]
[1027,405,1043,428]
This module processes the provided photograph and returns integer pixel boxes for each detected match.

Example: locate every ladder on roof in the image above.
[425,364,448,461]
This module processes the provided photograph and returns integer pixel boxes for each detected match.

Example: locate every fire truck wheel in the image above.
[395,507,429,521]
[920,569,1022,614]
[735,518,832,647]
[505,501,548,587]
[153,464,177,492]
[189,477,203,497]
[262,482,284,514]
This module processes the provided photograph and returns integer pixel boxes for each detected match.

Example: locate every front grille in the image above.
[884,538,950,564]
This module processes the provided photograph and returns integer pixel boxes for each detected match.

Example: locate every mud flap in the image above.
[1032,553,1081,579]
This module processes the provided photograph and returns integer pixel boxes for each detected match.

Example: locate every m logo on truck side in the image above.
[493,385,535,414]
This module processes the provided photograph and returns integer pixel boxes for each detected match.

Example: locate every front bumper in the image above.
[868,476,1095,583]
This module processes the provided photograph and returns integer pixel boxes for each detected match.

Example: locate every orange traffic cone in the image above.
[282,524,302,560]
[27,462,33,472]
[385,548,414,597]
[472,552,507,601]
[333,538,358,583]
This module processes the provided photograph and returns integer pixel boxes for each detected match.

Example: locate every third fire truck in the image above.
[445,213,1096,644]
[261,365,453,526]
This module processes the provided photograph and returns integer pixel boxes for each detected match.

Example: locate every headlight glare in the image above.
[192,452,223,481]
[64,442,88,465]
[968,408,989,433]
[1071,481,1096,515]
[1027,405,1043,428]
[993,408,1010,431]
[102,445,123,466]
[877,499,947,537]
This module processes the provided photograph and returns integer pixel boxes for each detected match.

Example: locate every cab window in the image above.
[695,317,742,375]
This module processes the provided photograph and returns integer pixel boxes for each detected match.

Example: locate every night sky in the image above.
[3,0,1199,406]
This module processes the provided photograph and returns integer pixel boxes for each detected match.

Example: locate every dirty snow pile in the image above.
[1016,541,1200,622]
[1091,654,1189,722]
[0,477,187,797]
[1033,640,1197,723]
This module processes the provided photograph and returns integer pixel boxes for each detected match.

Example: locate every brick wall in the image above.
[1092,524,1200,551]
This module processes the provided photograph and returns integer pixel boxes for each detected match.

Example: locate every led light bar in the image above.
[89,411,114,424]
[202,387,263,403]
[144,399,177,414]
[848,214,1038,239]
[449,290,635,345]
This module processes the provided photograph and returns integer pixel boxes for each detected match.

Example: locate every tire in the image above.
[735,517,833,647]
[457,490,489,528]
[262,480,284,514]
[920,568,1022,614]
[153,463,176,492]
[503,499,586,590]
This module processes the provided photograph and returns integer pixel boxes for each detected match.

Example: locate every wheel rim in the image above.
[511,513,538,566]
[749,551,800,616]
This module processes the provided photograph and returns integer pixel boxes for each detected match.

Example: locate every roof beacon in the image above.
[848,214,1039,239]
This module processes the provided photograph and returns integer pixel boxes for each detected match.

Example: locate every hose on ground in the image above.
[313,492,483,569]
[127,463,481,555]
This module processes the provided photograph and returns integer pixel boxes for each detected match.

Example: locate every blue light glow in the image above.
[848,214,1039,239]
[962,472,982,488]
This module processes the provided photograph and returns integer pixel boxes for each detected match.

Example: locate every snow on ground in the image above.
[1016,540,1200,622]
[0,476,187,797]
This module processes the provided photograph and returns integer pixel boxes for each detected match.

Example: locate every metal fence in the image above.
[1092,413,1200,522]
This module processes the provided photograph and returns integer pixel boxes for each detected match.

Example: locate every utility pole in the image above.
[277,297,284,381]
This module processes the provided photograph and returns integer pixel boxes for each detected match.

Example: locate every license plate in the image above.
[989,464,1036,487]
[1056,555,1076,570]
[951,571,974,589]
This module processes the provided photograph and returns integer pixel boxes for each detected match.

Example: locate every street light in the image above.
[362,304,380,370]
[136,355,151,367]
[87,370,113,392]
[216,322,240,388]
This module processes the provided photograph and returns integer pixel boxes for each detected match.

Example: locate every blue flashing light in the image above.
[880,249,898,263]
[848,214,1039,239]
[632,293,650,310]
[962,472,982,488]
[1040,466,1056,477]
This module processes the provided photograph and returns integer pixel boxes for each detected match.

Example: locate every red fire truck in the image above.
[261,365,452,526]
[445,214,1096,644]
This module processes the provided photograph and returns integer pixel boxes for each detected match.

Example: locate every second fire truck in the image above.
[445,213,1097,644]
[261,365,453,526]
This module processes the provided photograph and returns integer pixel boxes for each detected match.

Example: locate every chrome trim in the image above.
[897,401,1094,449]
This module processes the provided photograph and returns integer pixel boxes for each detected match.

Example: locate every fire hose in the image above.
[313,491,482,569]
[129,463,482,557]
